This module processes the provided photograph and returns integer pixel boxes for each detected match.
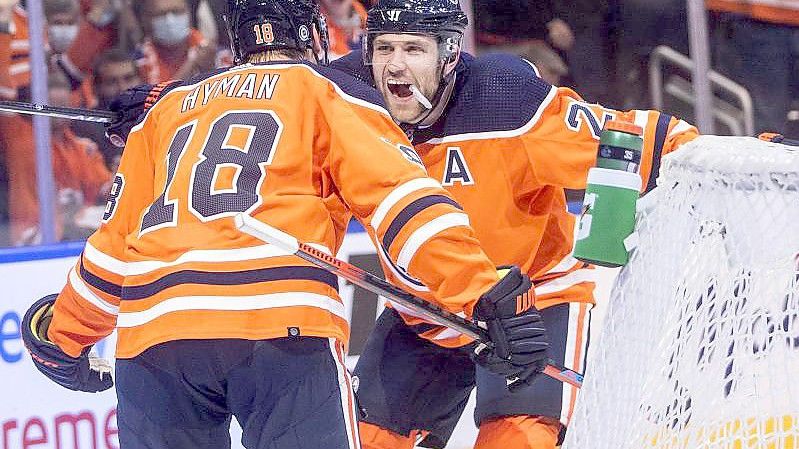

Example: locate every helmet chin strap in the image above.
[407,64,457,129]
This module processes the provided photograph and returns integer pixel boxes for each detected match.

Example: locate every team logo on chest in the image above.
[442,147,474,186]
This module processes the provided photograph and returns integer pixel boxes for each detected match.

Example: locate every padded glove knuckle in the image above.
[21,295,114,393]
[105,80,182,147]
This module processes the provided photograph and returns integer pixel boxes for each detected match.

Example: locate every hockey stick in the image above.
[757,132,799,148]
[234,213,584,388]
[0,100,116,123]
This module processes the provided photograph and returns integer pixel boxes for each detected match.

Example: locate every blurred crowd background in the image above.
[0,0,796,247]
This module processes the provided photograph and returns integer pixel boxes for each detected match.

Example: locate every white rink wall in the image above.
[0,232,619,449]
[0,232,383,449]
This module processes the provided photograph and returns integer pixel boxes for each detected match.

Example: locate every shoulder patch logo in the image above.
[442,147,474,186]
[397,144,424,167]
[565,101,615,139]
[380,137,426,169]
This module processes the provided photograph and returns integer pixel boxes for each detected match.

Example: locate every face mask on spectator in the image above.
[151,12,191,46]
[48,24,78,53]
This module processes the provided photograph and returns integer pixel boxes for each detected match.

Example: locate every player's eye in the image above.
[406,45,424,54]
[375,44,392,54]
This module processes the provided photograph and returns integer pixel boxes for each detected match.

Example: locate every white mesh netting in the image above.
[563,136,799,449]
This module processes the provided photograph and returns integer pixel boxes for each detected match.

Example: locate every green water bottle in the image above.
[573,120,643,267]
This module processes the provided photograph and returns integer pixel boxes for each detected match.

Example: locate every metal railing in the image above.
[649,44,754,136]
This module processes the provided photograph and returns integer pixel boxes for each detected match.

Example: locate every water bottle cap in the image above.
[604,120,643,136]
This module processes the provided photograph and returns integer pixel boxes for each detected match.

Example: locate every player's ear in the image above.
[310,23,329,65]
[312,26,322,55]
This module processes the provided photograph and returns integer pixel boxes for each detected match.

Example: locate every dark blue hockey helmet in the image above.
[364,0,468,64]
[223,0,329,64]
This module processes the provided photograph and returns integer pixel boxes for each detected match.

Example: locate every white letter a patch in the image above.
[442,147,474,186]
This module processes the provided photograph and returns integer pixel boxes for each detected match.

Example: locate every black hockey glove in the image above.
[105,80,182,148]
[472,266,549,391]
[21,295,113,392]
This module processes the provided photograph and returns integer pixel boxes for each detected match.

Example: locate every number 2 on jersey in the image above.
[139,110,282,235]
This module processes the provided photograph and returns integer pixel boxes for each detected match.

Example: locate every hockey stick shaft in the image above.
[0,100,117,123]
[235,214,583,388]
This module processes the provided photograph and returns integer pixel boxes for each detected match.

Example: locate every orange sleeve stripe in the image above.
[369,177,444,231]
[376,244,430,292]
[395,212,472,271]
[79,250,125,287]
[50,285,118,357]
[383,203,471,268]
[67,267,120,315]
[380,194,463,252]
[78,256,123,300]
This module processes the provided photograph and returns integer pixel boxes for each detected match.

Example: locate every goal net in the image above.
[562,136,799,449]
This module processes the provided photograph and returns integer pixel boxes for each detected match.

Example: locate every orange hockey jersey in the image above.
[706,0,799,26]
[47,62,500,359]
[333,51,699,347]
[0,5,30,100]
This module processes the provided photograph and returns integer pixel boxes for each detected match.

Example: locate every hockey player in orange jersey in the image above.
[330,1,700,448]
[19,1,551,448]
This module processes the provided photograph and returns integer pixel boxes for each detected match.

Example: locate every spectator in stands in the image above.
[553,0,615,105]
[320,0,367,60]
[0,0,36,246]
[0,0,30,101]
[71,48,142,171]
[614,0,689,109]
[44,0,79,54]
[188,0,230,57]
[134,0,216,83]
[708,0,799,134]
[48,71,111,242]
[54,0,128,89]
[472,0,573,51]
[0,0,20,244]
[94,48,145,109]
[480,39,568,85]
[187,0,236,67]
[45,0,96,108]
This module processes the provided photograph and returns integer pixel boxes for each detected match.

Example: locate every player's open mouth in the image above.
[387,79,414,99]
